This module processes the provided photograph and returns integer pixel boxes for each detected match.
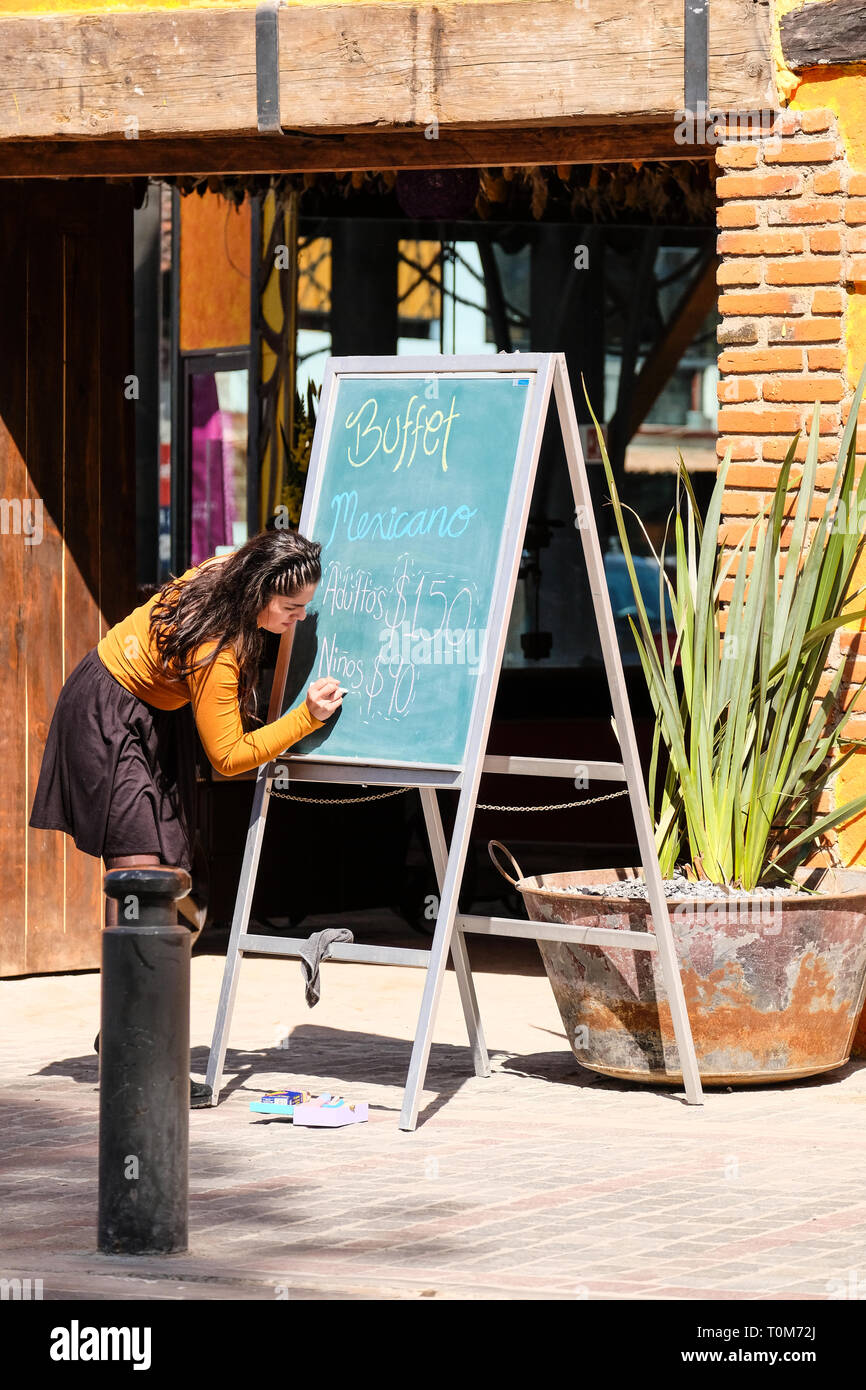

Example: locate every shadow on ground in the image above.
[0,1085,477,1277]
[36,1024,583,1127]
[35,1026,866,1128]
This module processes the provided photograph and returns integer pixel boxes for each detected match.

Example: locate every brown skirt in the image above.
[29,647,199,874]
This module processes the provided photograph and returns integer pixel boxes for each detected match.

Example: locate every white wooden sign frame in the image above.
[205,352,703,1127]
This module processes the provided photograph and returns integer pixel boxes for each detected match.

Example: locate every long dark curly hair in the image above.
[149,529,322,727]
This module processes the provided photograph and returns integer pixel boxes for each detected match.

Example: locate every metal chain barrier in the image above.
[270,784,630,811]
[270,786,408,806]
[477,788,629,812]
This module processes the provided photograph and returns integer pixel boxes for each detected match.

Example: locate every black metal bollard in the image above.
[98,866,192,1255]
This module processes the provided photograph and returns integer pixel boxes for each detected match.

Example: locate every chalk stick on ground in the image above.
[293,1100,369,1128]
[249,1091,370,1125]
[249,1092,332,1117]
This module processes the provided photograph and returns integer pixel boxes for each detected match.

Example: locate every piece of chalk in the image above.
[336,688,348,698]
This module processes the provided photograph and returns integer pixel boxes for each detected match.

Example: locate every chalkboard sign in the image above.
[209,352,704,1121]
[282,360,540,771]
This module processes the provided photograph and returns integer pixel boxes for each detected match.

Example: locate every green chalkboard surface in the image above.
[282,366,536,769]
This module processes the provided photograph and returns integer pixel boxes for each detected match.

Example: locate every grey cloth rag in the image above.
[298,928,354,1007]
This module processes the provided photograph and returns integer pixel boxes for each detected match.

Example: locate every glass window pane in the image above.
[189,368,248,564]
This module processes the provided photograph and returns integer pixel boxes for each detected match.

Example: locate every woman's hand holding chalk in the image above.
[306,677,346,720]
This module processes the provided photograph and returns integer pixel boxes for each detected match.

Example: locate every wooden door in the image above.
[0,181,137,975]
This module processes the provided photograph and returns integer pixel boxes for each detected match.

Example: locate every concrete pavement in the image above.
[2,912,866,1300]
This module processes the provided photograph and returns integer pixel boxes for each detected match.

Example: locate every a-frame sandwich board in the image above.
[206,352,704,1128]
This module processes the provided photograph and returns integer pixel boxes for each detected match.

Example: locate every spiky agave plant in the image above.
[589,364,866,890]
[278,380,319,526]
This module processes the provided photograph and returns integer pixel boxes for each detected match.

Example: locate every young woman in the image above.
[29,528,342,1106]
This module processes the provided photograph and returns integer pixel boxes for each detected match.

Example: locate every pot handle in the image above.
[488,839,525,887]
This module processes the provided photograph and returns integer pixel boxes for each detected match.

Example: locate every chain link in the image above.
[476,788,629,812]
[269,784,630,811]
[270,786,408,805]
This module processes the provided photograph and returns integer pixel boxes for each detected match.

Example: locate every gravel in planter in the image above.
[559,872,806,901]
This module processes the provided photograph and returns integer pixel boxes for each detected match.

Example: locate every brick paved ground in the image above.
[2,912,866,1301]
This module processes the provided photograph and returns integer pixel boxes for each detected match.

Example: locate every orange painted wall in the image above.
[179,192,250,353]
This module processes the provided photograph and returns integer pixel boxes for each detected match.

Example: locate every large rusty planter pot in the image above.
[510,859,866,1086]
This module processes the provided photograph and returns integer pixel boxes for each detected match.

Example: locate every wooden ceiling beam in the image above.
[780,0,866,71]
[0,125,714,179]
[625,251,720,442]
[0,0,773,144]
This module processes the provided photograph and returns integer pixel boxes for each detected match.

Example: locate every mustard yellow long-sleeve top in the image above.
[97,561,323,776]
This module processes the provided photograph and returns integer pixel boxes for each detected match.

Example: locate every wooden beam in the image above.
[477,238,512,352]
[780,0,866,71]
[626,250,720,440]
[0,124,712,178]
[0,0,773,144]
[609,230,662,479]
[275,0,773,129]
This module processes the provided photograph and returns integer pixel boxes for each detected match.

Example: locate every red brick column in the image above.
[716,107,866,837]
[716,109,862,479]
